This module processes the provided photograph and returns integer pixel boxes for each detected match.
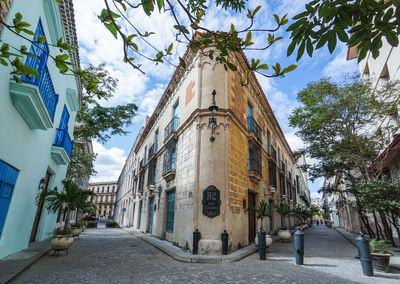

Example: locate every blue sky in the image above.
[73,0,359,198]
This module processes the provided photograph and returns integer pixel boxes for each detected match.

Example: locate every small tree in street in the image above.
[254,199,273,229]
[274,203,294,229]
[290,75,400,243]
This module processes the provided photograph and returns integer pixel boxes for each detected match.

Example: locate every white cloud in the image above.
[322,44,360,80]
[90,140,126,182]
[310,191,321,199]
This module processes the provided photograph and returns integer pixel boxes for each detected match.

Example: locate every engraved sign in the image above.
[202,185,221,218]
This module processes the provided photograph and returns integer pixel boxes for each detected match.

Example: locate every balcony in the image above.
[9,67,59,130]
[162,150,176,182]
[249,142,262,183]
[51,128,73,165]
[164,116,179,142]
[247,116,262,142]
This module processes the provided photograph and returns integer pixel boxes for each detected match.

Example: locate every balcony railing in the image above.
[164,116,179,142]
[53,128,73,157]
[148,143,155,160]
[247,116,262,141]
[22,65,59,122]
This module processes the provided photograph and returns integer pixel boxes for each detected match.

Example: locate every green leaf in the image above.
[104,23,118,39]
[227,62,237,71]
[327,30,337,54]
[246,31,252,43]
[386,31,399,47]
[306,39,313,57]
[0,58,8,66]
[316,33,328,49]
[296,40,305,61]
[282,64,297,73]
[167,43,173,53]
[336,29,349,42]
[179,57,186,68]
[37,36,46,43]
[257,64,268,70]
[156,0,163,12]
[253,6,261,16]
[273,14,279,24]
[142,0,154,16]
[358,46,368,63]
[287,40,296,57]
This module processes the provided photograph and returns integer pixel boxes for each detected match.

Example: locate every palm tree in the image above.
[254,199,273,229]
[38,180,94,229]
[274,203,294,229]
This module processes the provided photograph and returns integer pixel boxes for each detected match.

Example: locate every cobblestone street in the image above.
[10,226,400,284]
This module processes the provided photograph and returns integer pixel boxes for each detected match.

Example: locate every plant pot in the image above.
[71,228,82,237]
[326,223,332,228]
[371,253,390,272]
[278,230,291,242]
[51,235,74,251]
[266,235,273,247]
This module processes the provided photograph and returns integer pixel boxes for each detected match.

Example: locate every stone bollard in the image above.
[193,229,200,255]
[221,230,229,255]
[257,226,267,260]
[294,228,304,265]
[355,232,374,276]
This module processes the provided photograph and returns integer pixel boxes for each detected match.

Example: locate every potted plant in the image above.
[106,220,119,228]
[370,239,392,272]
[274,203,294,242]
[38,180,94,253]
[71,221,84,237]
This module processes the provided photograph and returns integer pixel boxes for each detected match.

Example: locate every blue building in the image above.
[0,0,80,258]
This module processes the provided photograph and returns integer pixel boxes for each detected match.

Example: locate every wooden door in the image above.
[248,192,256,243]
[30,171,50,242]
[148,197,154,234]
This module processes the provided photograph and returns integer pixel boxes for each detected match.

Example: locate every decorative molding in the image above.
[9,80,53,130]
[51,145,70,165]
[43,0,63,45]
[66,88,79,112]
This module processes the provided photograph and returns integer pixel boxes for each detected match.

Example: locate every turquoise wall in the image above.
[0,0,79,258]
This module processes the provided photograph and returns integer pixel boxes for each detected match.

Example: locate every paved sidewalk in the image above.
[123,227,257,263]
[0,238,51,283]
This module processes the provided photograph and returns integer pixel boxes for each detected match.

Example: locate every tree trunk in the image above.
[358,206,375,238]
[378,210,395,245]
[64,209,71,230]
[373,210,384,239]
[390,211,400,247]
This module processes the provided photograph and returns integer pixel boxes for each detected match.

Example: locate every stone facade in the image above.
[0,0,12,34]
[88,181,118,218]
[115,48,309,254]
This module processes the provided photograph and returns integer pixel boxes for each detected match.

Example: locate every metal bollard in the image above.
[355,232,374,276]
[221,230,229,255]
[193,229,200,255]
[294,228,304,265]
[257,226,267,260]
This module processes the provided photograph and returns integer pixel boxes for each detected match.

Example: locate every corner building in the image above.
[118,48,301,254]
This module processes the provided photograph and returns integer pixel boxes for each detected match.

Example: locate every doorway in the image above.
[30,171,51,242]
[248,192,256,243]
[148,197,154,234]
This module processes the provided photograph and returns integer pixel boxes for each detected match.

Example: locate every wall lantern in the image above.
[269,187,276,194]
[208,89,219,142]
[148,184,156,191]
[38,177,45,191]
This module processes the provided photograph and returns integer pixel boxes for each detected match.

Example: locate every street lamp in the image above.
[208,89,219,142]
[38,177,45,191]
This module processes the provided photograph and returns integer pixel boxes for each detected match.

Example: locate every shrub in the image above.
[86,221,98,228]
[106,221,119,228]
[370,239,392,255]
[54,228,72,236]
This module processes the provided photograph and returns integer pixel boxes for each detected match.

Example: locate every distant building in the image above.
[0,0,80,259]
[114,44,309,254]
[88,181,118,218]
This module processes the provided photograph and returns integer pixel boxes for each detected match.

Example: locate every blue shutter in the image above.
[148,198,154,234]
[138,201,142,229]
[171,149,176,170]
[173,103,179,130]
[54,105,70,147]
[249,149,253,171]
[155,131,158,153]
[166,191,175,233]
[0,161,19,237]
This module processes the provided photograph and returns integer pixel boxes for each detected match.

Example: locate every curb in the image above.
[4,248,51,284]
[332,227,357,248]
[122,228,257,263]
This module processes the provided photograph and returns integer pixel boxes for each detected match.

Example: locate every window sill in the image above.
[248,171,262,183]
[9,80,53,130]
[162,169,176,182]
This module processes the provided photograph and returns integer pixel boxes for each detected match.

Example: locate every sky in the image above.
[73,0,360,199]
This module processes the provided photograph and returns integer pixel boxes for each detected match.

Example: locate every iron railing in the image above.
[249,141,262,175]
[163,150,176,174]
[164,116,179,142]
[53,128,73,157]
[247,116,262,141]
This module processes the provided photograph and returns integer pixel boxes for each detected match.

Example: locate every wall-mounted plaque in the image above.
[202,185,221,218]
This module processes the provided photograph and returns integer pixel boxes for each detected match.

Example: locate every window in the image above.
[21,19,58,121]
[171,149,176,170]
[138,172,145,192]
[147,159,156,185]
[280,173,286,195]
[0,161,19,237]
[248,141,261,175]
[97,186,100,192]
[163,147,176,174]
[173,103,179,130]
[155,130,159,153]
[166,190,176,233]
[267,130,270,154]
[102,186,104,193]
[53,105,73,157]
[144,146,147,164]
[112,185,115,192]
[268,161,277,187]
[107,186,110,192]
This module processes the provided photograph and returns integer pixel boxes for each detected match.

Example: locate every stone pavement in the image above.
[5,225,400,283]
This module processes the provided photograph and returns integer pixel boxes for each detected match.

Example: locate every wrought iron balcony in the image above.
[247,116,262,141]
[164,116,179,142]
[162,150,176,181]
[22,65,59,122]
[53,128,73,157]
